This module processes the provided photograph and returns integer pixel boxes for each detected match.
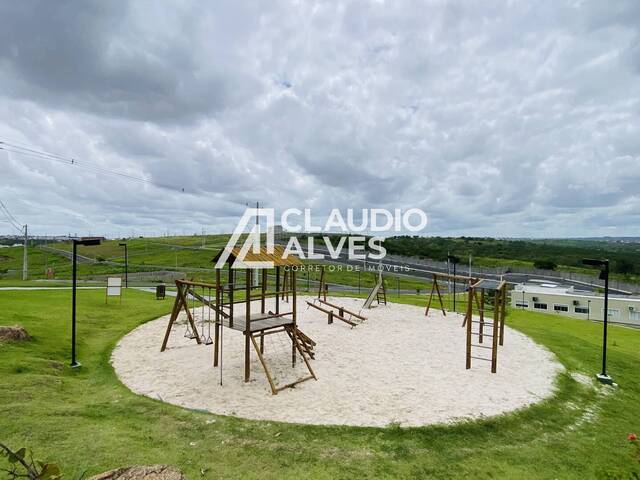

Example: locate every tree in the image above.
[533,259,557,271]
[613,259,635,275]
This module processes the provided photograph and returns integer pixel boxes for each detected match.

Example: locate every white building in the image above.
[510,281,640,327]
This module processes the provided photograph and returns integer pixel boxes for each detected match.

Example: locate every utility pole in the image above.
[22,224,28,280]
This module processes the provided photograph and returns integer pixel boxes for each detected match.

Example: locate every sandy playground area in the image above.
[111,296,563,427]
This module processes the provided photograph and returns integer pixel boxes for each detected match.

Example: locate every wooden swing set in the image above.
[160,246,317,395]
[424,272,479,317]
[306,265,367,327]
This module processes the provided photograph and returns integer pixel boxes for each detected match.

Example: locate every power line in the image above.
[0,139,187,193]
[0,199,23,234]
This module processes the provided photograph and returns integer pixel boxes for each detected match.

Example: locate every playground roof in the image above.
[212,245,301,268]
[471,279,505,291]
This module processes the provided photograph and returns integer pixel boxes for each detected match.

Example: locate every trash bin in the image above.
[156,284,166,300]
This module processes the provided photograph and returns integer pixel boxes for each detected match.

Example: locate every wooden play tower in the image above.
[160,245,316,395]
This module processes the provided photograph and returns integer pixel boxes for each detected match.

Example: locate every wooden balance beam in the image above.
[317,299,366,321]
[306,300,360,327]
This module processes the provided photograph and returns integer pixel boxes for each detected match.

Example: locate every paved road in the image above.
[286,244,632,295]
[31,242,632,296]
[0,286,103,291]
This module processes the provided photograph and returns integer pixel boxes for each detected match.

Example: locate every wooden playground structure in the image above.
[424,272,479,317]
[306,265,367,327]
[363,269,387,309]
[161,246,317,395]
[463,278,507,373]
[422,271,508,373]
[158,245,510,398]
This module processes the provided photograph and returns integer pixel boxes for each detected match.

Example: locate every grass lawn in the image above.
[1,289,639,479]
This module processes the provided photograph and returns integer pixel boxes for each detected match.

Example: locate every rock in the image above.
[89,465,185,480]
[0,325,30,342]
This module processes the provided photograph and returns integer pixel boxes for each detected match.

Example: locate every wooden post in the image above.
[261,269,267,314]
[244,268,251,382]
[317,267,324,300]
[260,268,267,354]
[328,310,333,324]
[275,266,280,315]
[433,276,446,315]
[462,282,472,328]
[249,334,278,395]
[291,268,297,367]
[214,270,221,366]
[479,288,485,343]
[281,269,290,302]
[499,283,507,346]
[260,330,265,354]
[160,281,185,352]
[425,281,436,316]
[228,263,234,328]
[465,284,473,369]
[491,290,500,373]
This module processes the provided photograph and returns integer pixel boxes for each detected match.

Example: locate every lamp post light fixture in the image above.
[71,237,102,368]
[119,242,128,288]
[448,254,460,312]
[582,257,613,385]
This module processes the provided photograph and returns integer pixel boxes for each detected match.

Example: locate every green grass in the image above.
[1,238,431,294]
[1,289,639,478]
[0,236,233,281]
[5,234,640,289]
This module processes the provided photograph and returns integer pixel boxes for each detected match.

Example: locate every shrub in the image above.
[533,260,557,271]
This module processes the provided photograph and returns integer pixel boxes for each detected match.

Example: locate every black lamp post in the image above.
[448,254,460,312]
[71,237,102,368]
[119,242,128,288]
[582,258,612,385]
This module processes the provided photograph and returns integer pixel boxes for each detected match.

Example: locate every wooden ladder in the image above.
[249,326,317,395]
[284,325,316,359]
[376,281,387,305]
[465,283,506,373]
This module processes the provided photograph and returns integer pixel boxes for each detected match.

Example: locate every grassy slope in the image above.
[0,289,639,478]
[0,236,233,281]
[4,234,640,288]
[0,236,428,292]
[383,236,640,283]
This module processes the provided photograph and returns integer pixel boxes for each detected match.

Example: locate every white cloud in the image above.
[0,0,639,237]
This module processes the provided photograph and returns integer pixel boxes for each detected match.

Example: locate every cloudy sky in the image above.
[1,0,639,238]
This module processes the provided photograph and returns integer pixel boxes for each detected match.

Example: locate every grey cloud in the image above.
[1,0,640,238]
[0,1,259,124]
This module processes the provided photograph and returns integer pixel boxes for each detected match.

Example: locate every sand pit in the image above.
[111,296,563,427]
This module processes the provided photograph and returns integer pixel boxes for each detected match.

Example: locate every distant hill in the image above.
[382,236,640,276]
